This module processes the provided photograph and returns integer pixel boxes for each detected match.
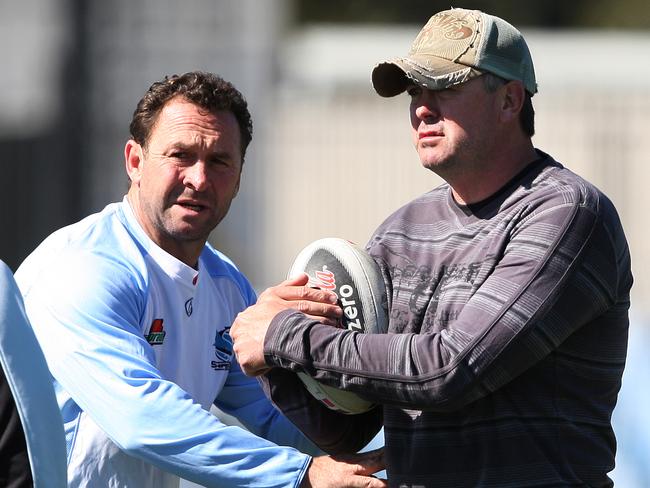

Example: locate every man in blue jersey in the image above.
[15,71,385,488]
[231,8,633,488]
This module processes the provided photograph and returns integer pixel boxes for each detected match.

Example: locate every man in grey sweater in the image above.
[231,8,633,487]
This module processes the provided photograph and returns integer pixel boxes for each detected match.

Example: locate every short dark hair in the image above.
[482,73,535,137]
[129,71,253,161]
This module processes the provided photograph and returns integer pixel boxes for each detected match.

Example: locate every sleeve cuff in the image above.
[263,309,313,368]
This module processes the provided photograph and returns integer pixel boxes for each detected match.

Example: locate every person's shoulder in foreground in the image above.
[0,260,67,488]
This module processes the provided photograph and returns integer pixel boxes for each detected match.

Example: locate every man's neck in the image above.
[126,192,204,269]
[450,144,538,205]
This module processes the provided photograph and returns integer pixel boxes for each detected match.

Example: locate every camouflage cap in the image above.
[372,8,537,97]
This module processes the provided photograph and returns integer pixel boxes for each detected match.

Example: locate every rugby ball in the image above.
[287,238,388,414]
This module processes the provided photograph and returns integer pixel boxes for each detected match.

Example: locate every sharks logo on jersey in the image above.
[211,327,233,370]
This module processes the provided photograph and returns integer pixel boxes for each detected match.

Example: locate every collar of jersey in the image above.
[120,196,200,287]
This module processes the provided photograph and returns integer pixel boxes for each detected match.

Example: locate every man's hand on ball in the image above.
[231,273,342,376]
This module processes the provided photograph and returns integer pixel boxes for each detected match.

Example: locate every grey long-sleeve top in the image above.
[261,153,633,488]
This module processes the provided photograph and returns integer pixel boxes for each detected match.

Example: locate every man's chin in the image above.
[163,209,223,240]
[421,158,451,173]
[168,222,215,243]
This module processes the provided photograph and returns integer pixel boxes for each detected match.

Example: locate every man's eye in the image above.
[170,152,194,164]
[208,157,232,168]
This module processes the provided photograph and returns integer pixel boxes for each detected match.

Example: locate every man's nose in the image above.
[414,98,440,122]
[184,161,209,192]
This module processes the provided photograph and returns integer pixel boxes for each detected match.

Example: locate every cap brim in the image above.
[372,56,482,97]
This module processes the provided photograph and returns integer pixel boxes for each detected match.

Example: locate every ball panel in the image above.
[342,242,389,335]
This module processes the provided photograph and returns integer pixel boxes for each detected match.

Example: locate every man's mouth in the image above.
[176,201,208,212]
[419,130,443,140]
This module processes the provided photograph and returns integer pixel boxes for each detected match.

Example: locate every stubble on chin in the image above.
[156,206,213,243]
[166,217,216,243]
[418,146,453,174]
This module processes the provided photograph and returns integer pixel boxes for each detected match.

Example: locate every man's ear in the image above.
[500,81,526,124]
[125,140,144,185]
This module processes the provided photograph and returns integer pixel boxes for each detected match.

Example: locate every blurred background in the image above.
[1,0,648,485]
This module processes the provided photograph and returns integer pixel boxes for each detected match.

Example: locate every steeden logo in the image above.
[145,318,166,345]
[308,266,336,291]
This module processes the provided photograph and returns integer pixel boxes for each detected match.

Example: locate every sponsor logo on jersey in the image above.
[184,298,193,317]
[211,327,233,371]
[145,318,166,345]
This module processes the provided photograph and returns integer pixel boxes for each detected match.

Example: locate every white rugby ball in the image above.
[288,238,388,414]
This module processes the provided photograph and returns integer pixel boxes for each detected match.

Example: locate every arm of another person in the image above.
[259,192,631,412]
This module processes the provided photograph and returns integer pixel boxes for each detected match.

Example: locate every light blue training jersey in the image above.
[15,198,314,488]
